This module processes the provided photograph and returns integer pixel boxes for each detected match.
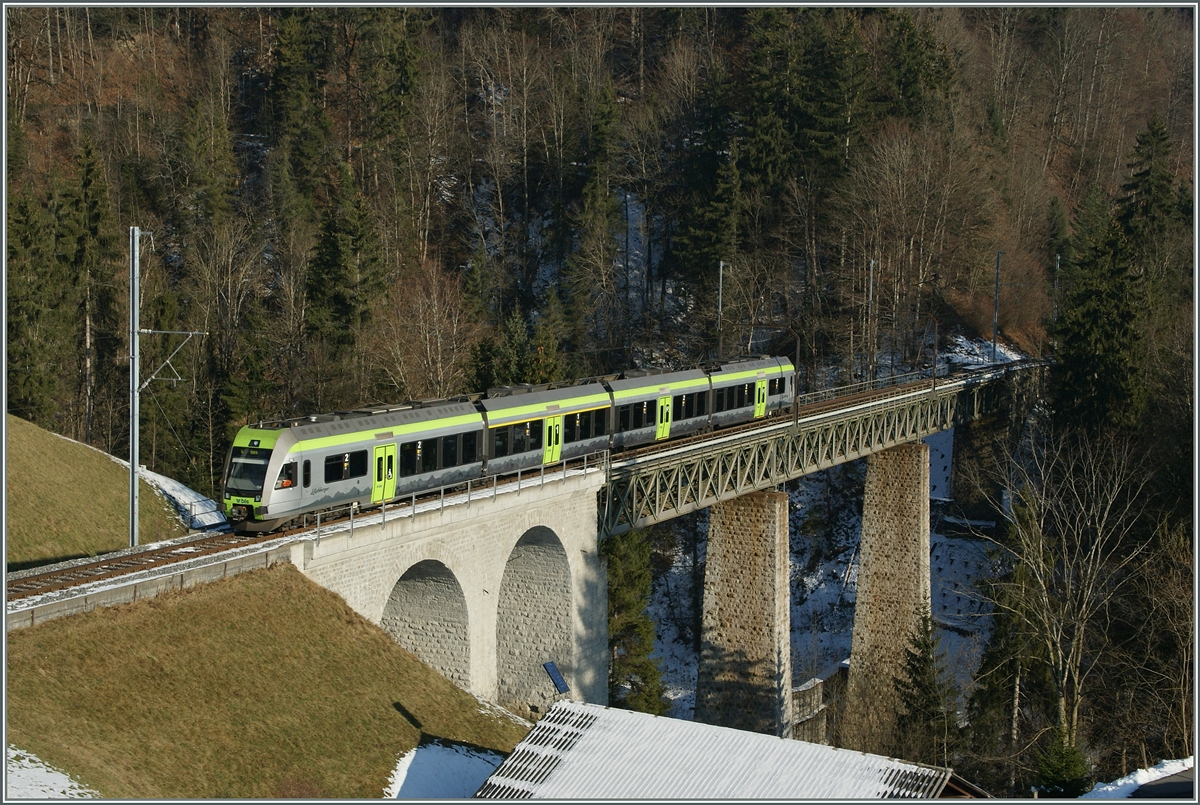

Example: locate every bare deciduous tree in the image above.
[979,417,1150,748]
[374,259,479,400]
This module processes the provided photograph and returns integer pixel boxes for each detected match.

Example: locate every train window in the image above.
[463,431,478,463]
[513,423,528,454]
[632,401,645,430]
[594,410,607,436]
[275,462,297,490]
[324,454,347,483]
[618,405,630,432]
[400,443,416,477]
[580,410,592,440]
[714,388,725,413]
[386,453,394,480]
[376,456,384,483]
[672,395,683,421]
[493,427,509,458]
[529,419,543,451]
[303,460,311,488]
[442,435,458,468]
[348,450,368,478]
[564,414,577,443]
[421,439,439,473]
[697,391,708,416]
[734,384,745,408]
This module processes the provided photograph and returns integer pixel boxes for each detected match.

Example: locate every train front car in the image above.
[223,423,301,533]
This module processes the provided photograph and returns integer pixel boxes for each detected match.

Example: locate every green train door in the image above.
[656,395,672,440]
[372,444,396,503]
[754,379,768,418]
[543,416,562,463]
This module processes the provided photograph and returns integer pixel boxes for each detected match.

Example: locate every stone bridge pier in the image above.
[289,471,609,718]
[695,443,932,746]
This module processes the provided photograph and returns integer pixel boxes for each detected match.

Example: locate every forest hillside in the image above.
[6,7,1191,498]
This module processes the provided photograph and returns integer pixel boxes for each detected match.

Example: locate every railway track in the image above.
[5,530,290,602]
[8,365,1011,604]
[4,457,598,604]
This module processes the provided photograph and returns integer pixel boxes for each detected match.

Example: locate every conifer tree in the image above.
[603,528,669,715]
[270,9,334,206]
[1118,113,1178,274]
[7,186,70,428]
[1034,725,1091,798]
[58,138,124,447]
[1051,187,1146,433]
[564,80,623,369]
[530,291,568,384]
[893,609,960,767]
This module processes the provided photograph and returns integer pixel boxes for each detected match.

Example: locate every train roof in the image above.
[243,398,482,444]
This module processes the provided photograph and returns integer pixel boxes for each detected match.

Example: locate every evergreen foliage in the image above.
[602,528,669,715]
[892,609,960,767]
[1051,187,1146,433]
[1034,725,1092,798]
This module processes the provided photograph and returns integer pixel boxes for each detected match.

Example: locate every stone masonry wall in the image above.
[495,528,573,716]
[694,490,793,737]
[294,472,608,707]
[842,443,931,755]
[380,561,472,688]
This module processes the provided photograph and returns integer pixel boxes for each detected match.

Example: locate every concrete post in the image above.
[842,443,931,754]
[694,490,793,737]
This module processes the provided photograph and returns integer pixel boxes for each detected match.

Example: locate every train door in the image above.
[543,416,562,463]
[372,444,396,503]
[754,379,768,418]
[656,395,672,440]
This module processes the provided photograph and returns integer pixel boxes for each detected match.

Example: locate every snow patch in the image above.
[384,741,506,799]
[1080,757,1194,799]
[6,746,100,799]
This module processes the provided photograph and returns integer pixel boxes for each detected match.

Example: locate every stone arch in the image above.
[381,560,470,688]
[495,526,572,717]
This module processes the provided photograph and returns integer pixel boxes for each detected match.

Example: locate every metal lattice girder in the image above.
[600,365,1031,538]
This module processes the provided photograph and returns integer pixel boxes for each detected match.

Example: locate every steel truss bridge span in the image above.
[600,362,1040,537]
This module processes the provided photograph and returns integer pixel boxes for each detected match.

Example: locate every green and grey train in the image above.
[221,356,794,533]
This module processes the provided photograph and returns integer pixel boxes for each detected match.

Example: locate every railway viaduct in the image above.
[283,361,1041,734]
[8,362,1042,741]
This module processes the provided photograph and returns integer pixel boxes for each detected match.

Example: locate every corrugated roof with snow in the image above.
[474,701,968,799]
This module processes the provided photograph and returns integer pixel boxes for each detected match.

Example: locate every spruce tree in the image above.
[1034,725,1091,798]
[893,609,960,767]
[58,138,124,447]
[1051,186,1146,433]
[1118,113,1178,275]
[602,528,669,715]
[7,186,70,428]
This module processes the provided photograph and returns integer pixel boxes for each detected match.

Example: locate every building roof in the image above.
[475,701,984,799]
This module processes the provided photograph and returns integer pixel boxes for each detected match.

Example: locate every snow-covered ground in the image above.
[1080,757,1195,799]
[384,741,505,798]
[5,746,102,799]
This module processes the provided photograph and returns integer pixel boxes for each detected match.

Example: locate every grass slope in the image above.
[6,563,530,798]
[6,413,187,569]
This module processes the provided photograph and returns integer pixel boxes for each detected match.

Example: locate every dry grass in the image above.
[6,563,529,798]
[6,414,187,570]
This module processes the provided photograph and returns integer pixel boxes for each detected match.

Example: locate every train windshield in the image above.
[225,446,272,495]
